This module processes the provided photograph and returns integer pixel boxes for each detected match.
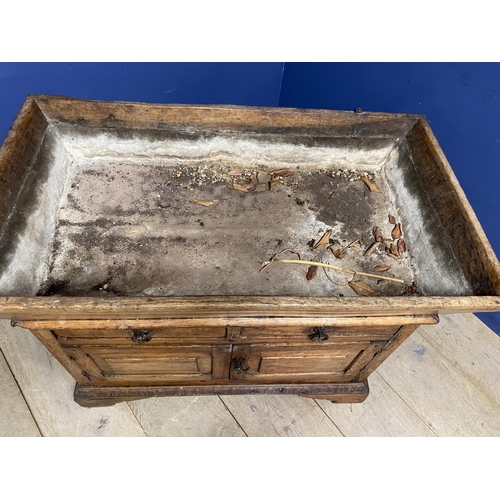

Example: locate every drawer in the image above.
[238,325,400,342]
[56,326,226,345]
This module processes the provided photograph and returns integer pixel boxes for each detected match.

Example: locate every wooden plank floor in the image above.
[0,313,499,437]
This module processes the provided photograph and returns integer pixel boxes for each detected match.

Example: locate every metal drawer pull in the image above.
[234,358,250,373]
[131,329,152,344]
[309,327,329,342]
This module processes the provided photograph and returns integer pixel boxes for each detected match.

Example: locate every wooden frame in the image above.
[1,96,499,406]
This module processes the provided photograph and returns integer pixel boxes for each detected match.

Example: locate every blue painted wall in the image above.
[0,62,498,333]
[279,63,500,334]
[0,62,284,143]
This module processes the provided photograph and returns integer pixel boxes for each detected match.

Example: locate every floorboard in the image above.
[0,320,146,437]
[376,326,500,436]
[128,396,246,437]
[219,394,343,436]
[315,372,435,437]
[0,349,40,437]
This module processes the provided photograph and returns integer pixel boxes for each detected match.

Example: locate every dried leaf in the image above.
[373,264,391,272]
[363,241,380,256]
[193,200,213,207]
[334,249,347,259]
[250,173,256,183]
[361,176,382,193]
[313,229,332,250]
[306,265,318,281]
[388,214,396,224]
[397,238,407,254]
[405,283,418,295]
[387,242,399,259]
[330,243,347,259]
[272,168,295,177]
[228,169,243,177]
[257,171,272,184]
[348,280,380,297]
[391,223,402,240]
[231,183,255,193]
[269,179,280,191]
[372,226,383,243]
[328,190,336,199]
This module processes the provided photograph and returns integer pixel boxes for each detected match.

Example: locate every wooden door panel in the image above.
[73,346,219,381]
[230,342,385,383]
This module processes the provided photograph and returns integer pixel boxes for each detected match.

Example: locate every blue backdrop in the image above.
[0,62,498,333]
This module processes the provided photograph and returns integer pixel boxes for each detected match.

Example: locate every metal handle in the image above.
[309,327,329,342]
[234,358,250,373]
[131,329,152,344]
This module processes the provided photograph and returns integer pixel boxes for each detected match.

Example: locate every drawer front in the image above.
[56,326,226,345]
[238,325,400,342]
[230,341,385,384]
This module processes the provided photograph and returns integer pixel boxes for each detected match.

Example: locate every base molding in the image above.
[74,381,369,407]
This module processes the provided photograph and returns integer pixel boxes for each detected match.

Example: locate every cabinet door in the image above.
[62,344,232,386]
[230,342,385,384]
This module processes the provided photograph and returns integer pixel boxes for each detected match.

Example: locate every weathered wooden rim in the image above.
[1,296,500,321]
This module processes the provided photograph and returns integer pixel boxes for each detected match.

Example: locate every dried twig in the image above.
[261,258,404,283]
[258,248,302,274]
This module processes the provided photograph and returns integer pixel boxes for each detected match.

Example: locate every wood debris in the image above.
[328,190,336,199]
[306,265,318,281]
[364,241,380,256]
[391,223,402,240]
[348,280,380,297]
[361,176,382,193]
[193,200,213,207]
[228,169,243,177]
[312,229,332,250]
[230,183,255,193]
[269,178,280,191]
[271,168,295,177]
[373,264,391,272]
